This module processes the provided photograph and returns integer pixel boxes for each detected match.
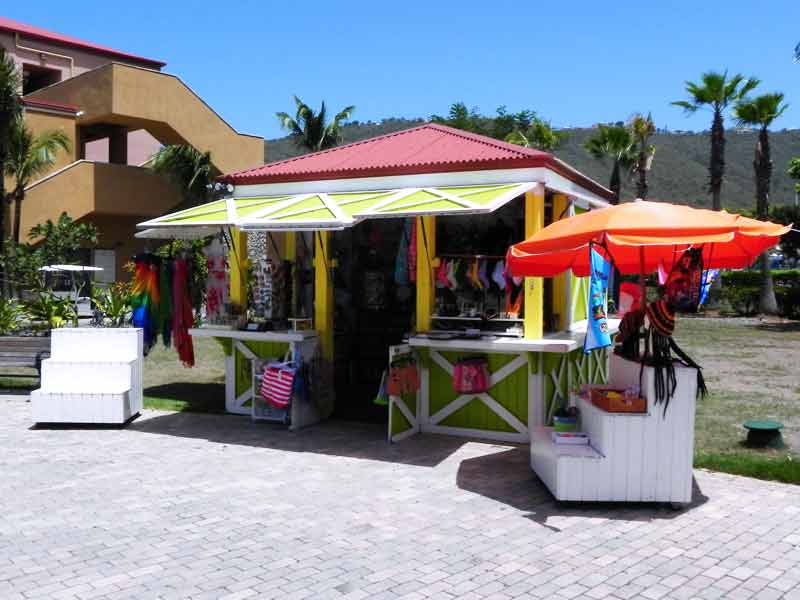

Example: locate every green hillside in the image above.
[265,119,800,210]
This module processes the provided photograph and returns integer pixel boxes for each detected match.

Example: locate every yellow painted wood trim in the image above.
[314,231,334,360]
[284,231,296,261]
[524,190,544,339]
[415,216,436,332]
[552,194,569,331]
[229,227,248,309]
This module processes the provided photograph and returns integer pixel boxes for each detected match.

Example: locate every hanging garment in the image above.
[408,220,417,283]
[453,356,490,394]
[467,259,482,290]
[478,260,490,290]
[158,260,173,348]
[394,219,411,286]
[583,248,612,354]
[131,254,160,352]
[618,281,642,317]
[455,259,469,289]
[172,257,195,367]
[446,259,458,289]
[436,260,451,289]
[204,240,228,324]
[698,269,720,307]
[492,260,506,291]
[664,248,704,313]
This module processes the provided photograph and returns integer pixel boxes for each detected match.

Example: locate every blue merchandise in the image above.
[698,269,719,307]
[583,248,612,354]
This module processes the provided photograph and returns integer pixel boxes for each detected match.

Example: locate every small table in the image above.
[743,420,784,449]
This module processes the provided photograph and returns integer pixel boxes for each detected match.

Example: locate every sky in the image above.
[5,1,800,140]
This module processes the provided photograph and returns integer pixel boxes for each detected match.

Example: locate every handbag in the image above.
[261,361,296,409]
[453,356,490,394]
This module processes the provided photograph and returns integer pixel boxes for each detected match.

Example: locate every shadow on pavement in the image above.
[456,447,710,527]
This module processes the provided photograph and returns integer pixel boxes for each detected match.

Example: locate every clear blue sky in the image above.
[6,1,800,140]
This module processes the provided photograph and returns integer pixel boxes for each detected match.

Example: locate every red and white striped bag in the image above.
[261,362,296,409]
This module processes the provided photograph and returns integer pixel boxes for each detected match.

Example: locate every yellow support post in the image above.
[552,194,569,331]
[415,216,436,332]
[284,232,296,261]
[524,188,545,339]
[314,231,334,361]
[229,227,248,310]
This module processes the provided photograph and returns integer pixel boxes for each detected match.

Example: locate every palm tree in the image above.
[733,92,789,315]
[672,71,759,211]
[629,113,656,199]
[276,96,355,152]
[505,117,567,152]
[150,144,215,207]
[0,48,21,296]
[4,118,70,245]
[788,157,800,206]
[584,124,637,204]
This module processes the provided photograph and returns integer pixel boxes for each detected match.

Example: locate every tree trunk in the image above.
[754,126,778,315]
[709,108,725,211]
[609,161,621,205]
[12,188,23,246]
[635,154,648,199]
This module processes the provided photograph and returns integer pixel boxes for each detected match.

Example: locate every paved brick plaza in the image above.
[2,396,800,600]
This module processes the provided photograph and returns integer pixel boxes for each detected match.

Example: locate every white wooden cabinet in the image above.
[531,353,697,504]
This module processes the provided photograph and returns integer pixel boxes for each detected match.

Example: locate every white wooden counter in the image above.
[188,327,317,343]
[408,319,620,355]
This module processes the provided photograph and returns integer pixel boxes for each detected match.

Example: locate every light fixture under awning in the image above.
[137,182,538,234]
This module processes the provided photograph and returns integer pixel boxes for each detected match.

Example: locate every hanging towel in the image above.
[492,260,506,290]
[583,248,612,354]
[159,260,173,348]
[394,219,411,286]
[172,257,195,367]
[131,254,160,353]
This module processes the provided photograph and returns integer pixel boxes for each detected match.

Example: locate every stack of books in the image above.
[551,431,590,445]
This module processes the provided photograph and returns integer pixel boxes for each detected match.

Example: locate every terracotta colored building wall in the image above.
[0,31,162,167]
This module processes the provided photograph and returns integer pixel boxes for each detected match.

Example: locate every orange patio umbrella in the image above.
[507,200,791,278]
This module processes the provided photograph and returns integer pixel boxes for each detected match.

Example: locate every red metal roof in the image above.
[223,123,612,200]
[0,16,166,68]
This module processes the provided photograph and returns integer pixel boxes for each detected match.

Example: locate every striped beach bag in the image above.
[261,361,296,409]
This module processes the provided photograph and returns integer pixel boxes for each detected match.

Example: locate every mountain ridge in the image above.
[264,118,800,209]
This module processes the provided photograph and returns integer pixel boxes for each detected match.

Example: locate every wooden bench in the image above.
[0,336,51,382]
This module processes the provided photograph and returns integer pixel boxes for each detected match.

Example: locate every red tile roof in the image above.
[223,123,612,199]
[0,16,166,68]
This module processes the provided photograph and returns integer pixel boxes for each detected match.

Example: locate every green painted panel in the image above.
[572,276,589,323]
[282,208,336,221]
[437,185,498,195]
[166,209,230,223]
[336,193,395,216]
[269,195,324,218]
[383,200,462,214]
[237,196,292,217]
[455,185,519,206]
[378,190,438,211]
[161,200,227,220]
[429,350,527,432]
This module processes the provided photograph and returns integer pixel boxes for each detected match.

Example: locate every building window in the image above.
[22,63,61,94]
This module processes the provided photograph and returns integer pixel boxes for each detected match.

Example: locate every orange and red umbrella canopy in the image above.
[508,200,791,277]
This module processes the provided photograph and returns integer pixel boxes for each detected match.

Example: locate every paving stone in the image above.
[1,397,799,600]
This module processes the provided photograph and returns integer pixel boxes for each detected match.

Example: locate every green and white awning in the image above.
[138,182,537,232]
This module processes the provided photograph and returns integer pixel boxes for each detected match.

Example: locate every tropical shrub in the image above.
[92,282,132,327]
[23,291,76,329]
[0,297,22,334]
[720,270,800,318]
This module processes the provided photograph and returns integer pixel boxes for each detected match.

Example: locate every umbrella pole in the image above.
[639,246,647,310]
